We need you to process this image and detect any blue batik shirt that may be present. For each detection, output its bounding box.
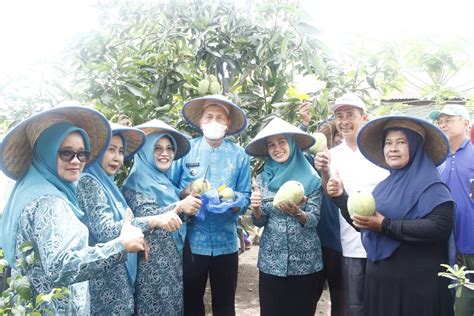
[437,139,474,254]
[171,136,251,256]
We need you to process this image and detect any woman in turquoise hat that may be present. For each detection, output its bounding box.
[246,117,324,316]
[122,119,202,315]
[76,123,183,315]
[0,107,146,315]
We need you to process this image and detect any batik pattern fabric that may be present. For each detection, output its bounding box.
[77,175,150,315]
[15,195,126,315]
[252,175,323,277]
[123,187,184,316]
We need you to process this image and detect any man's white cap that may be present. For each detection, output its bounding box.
[330,93,366,113]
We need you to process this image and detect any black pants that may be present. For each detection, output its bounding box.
[183,240,238,316]
[315,247,347,316]
[259,270,324,316]
[342,257,366,316]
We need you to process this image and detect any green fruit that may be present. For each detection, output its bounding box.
[347,191,376,216]
[191,178,211,194]
[219,187,235,201]
[309,132,328,155]
[273,180,305,208]
[197,79,210,95]
[209,81,221,94]
[209,75,218,82]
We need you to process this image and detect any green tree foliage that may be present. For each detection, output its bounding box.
[68,0,403,143]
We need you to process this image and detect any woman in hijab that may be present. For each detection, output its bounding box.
[245,117,324,316]
[0,107,146,315]
[76,123,183,315]
[122,119,202,315]
[327,116,455,316]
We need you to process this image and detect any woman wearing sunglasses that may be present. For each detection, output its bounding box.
[76,123,184,315]
[0,107,146,315]
[122,119,202,315]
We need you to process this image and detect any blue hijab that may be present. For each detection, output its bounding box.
[362,128,453,262]
[2,122,90,266]
[123,132,186,252]
[82,132,138,285]
[262,134,321,196]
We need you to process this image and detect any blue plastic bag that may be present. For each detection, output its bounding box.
[196,189,246,220]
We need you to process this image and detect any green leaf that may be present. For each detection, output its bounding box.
[19,241,34,253]
[123,83,146,99]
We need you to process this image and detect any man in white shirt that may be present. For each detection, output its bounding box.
[315,93,388,316]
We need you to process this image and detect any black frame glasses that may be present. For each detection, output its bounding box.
[57,149,90,163]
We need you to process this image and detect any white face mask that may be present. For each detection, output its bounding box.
[201,121,227,140]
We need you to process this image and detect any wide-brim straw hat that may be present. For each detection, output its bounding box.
[182,94,247,135]
[135,119,191,159]
[245,117,316,157]
[110,123,146,161]
[0,106,111,180]
[357,115,449,169]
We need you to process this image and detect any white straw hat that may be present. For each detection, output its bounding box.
[181,94,247,135]
[245,117,315,157]
[0,106,111,180]
[357,115,449,169]
[135,119,191,159]
[110,123,146,161]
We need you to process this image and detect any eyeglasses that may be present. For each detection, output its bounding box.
[58,149,90,163]
[154,146,175,155]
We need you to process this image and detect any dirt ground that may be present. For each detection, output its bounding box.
[204,245,332,315]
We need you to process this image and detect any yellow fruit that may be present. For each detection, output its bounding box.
[191,178,211,194]
[217,184,227,193]
[273,180,305,208]
[347,191,376,216]
[219,187,235,201]
[209,81,221,94]
[198,79,210,95]
[309,132,328,155]
[209,75,218,82]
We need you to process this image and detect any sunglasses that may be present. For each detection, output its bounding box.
[57,149,90,163]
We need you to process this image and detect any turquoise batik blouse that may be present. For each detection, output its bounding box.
[252,175,324,277]
[122,188,184,316]
[76,175,150,315]
[171,136,251,256]
[15,195,127,315]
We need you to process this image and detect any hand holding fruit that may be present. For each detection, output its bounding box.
[351,212,385,232]
[299,101,312,126]
[314,151,330,174]
[120,209,146,252]
[327,171,344,197]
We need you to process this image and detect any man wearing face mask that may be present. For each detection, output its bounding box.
[172,94,251,316]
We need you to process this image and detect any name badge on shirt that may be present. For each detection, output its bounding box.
[186,162,200,168]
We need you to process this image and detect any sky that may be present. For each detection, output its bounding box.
[0,0,473,75]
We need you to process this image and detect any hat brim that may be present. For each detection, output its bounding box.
[110,124,146,161]
[136,120,191,160]
[245,117,315,157]
[357,116,449,169]
[182,96,247,135]
[1,106,111,180]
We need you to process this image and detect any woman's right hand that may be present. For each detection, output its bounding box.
[176,192,202,216]
[120,209,146,253]
[251,178,262,212]
[154,211,183,232]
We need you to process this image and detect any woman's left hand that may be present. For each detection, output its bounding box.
[351,211,385,232]
[278,199,308,224]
